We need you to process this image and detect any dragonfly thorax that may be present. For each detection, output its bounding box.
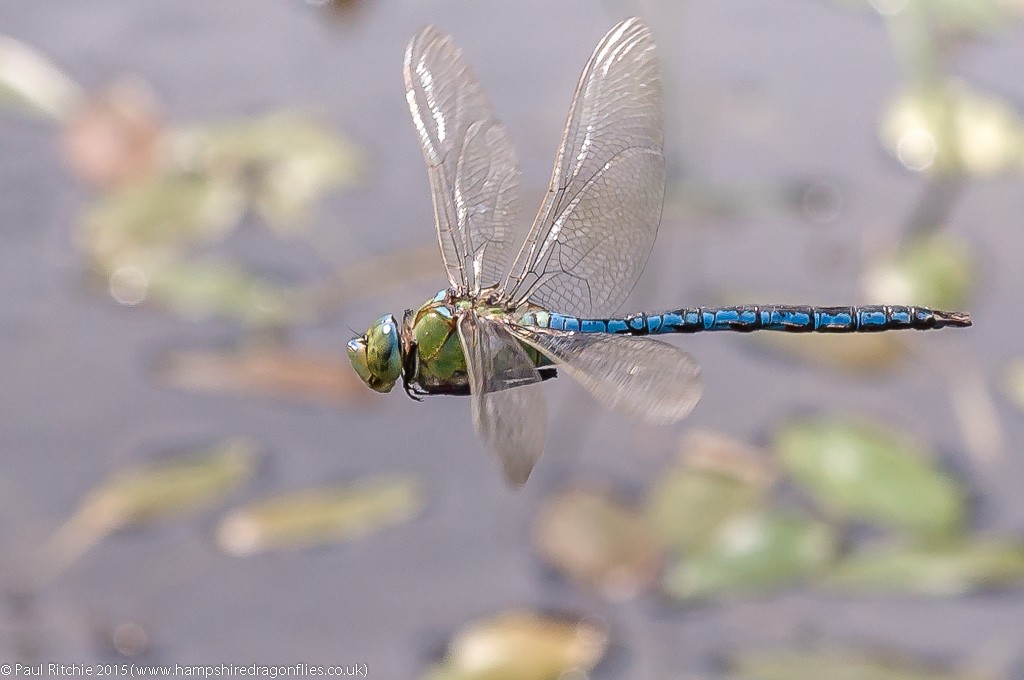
[347,289,549,398]
[346,291,475,396]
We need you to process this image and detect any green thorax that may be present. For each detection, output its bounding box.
[403,289,550,395]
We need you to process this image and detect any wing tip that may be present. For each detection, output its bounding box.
[618,16,650,30]
[404,25,455,78]
[502,462,533,487]
[410,24,444,44]
[609,16,653,43]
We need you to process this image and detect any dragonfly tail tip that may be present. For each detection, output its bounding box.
[935,310,972,328]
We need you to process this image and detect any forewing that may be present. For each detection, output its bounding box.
[505,18,664,317]
[457,313,547,486]
[405,26,521,293]
[511,327,701,425]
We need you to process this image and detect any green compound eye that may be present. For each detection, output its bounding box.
[347,314,401,393]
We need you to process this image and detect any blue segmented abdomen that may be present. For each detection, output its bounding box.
[518,305,972,334]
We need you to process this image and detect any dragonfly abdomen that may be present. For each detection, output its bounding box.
[521,305,971,334]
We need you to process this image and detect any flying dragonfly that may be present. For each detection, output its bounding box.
[347,18,972,485]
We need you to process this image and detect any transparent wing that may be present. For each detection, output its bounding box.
[405,26,521,294]
[457,313,547,486]
[511,327,701,425]
[504,18,664,317]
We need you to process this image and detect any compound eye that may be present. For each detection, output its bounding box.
[375,314,399,342]
[347,335,376,387]
[361,314,402,392]
[347,337,365,355]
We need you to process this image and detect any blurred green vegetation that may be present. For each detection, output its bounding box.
[421,611,607,680]
[36,440,258,586]
[533,417,1024,604]
[217,476,424,555]
[728,646,997,680]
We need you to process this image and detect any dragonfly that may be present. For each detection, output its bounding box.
[347,18,972,485]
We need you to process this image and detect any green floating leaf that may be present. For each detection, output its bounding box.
[81,439,257,529]
[663,511,837,601]
[820,540,1024,596]
[157,346,371,406]
[774,417,966,542]
[178,114,362,231]
[908,0,1019,35]
[863,233,976,312]
[425,611,607,680]
[144,260,300,326]
[833,0,1022,32]
[80,174,244,267]
[729,647,994,680]
[0,36,82,121]
[217,476,423,555]
[644,430,772,555]
[40,440,257,583]
[881,83,1024,176]
[532,488,662,601]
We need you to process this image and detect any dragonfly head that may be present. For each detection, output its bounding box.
[347,314,402,393]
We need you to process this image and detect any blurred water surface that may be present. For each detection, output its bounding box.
[2,0,1024,677]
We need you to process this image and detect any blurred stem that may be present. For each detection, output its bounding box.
[296,244,440,320]
[2,587,41,665]
[889,4,967,229]
[916,340,1005,464]
[903,176,966,241]
[888,3,945,89]
[33,498,119,589]
[0,37,82,122]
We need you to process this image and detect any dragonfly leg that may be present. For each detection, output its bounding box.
[401,375,425,401]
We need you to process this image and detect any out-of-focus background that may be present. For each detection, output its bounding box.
[2,0,1024,677]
